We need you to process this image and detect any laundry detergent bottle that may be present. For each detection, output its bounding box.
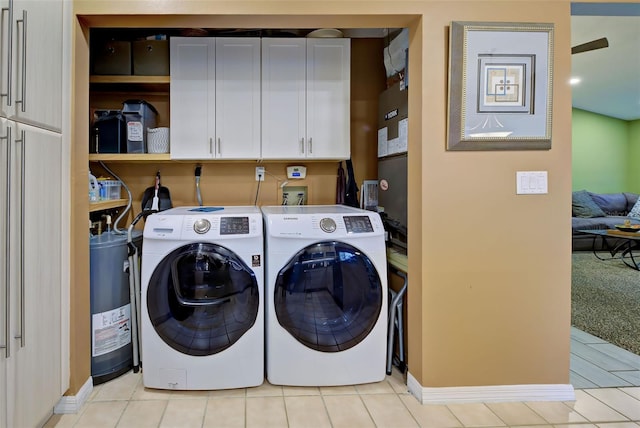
[89,172,99,202]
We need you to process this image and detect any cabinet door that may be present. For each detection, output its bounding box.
[0,119,10,428]
[261,38,306,159]
[170,37,216,159]
[3,121,63,428]
[215,38,261,159]
[1,0,63,132]
[306,39,351,159]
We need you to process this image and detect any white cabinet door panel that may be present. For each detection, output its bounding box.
[215,38,261,159]
[0,119,63,428]
[261,38,306,159]
[306,39,350,159]
[12,122,63,428]
[2,0,63,131]
[170,38,216,159]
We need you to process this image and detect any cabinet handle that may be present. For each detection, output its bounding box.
[1,126,11,358]
[217,138,221,155]
[209,137,213,154]
[300,138,304,154]
[308,137,313,154]
[14,9,26,112]
[14,129,24,347]
[0,0,13,106]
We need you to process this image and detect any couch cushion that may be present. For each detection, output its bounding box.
[589,192,628,215]
[572,215,640,232]
[572,216,610,231]
[625,192,640,212]
[572,190,606,218]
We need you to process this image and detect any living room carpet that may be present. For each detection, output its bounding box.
[572,251,640,356]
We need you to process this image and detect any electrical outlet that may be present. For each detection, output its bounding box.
[255,166,265,181]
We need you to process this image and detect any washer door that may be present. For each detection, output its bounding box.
[147,242,259,356]
[274,241,382,352]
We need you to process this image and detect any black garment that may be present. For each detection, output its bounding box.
[344,159,359,208]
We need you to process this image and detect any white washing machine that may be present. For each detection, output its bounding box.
[262,205,388,386]
[141,206,263,390]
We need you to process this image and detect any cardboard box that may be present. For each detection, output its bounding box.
[377,82,408,157]
[132,40,169,75]
[92,41,131,75]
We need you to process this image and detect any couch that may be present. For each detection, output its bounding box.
[572,190,640,251]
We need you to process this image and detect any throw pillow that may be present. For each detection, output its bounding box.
[589,192,627,215]
[628,198,640,218]
[572,190,606,218]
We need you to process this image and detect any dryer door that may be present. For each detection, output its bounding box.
[147,242,259,356]
[274,241,382,352]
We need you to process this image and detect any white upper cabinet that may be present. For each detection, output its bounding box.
[170,37,261,160]
[262,38,350,160]
[0,0,63,132]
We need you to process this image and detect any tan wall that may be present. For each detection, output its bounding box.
[71,0,574,394]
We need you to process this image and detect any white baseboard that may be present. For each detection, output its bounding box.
[407,371,575,404]
[54,377,93,414]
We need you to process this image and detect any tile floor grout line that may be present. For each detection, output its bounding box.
[581,388,636,423]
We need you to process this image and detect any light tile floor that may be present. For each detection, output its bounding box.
[46,328,640,428]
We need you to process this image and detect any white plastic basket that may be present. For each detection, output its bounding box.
[147,127,170,153]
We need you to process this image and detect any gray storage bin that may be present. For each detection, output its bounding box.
[122,100,158,153]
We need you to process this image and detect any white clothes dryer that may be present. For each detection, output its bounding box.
[141,206,263,390]
[262,205,388,386]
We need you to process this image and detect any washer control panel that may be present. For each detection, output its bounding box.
[144,208,262,240]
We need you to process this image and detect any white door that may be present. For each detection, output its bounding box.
[170,37,216,159]
[0,119,63,428]
[2,0,63,132]
[306,39,351,159]
[215,37,261,159]
[261,38,306,159]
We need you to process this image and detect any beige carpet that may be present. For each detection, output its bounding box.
[572,251,640,355]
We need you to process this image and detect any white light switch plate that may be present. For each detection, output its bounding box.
[516,171,548,194]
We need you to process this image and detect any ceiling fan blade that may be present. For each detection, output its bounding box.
[571,37,609,55]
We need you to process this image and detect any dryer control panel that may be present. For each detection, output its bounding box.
[266,213,384,239]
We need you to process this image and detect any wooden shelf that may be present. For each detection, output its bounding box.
[89,199,128,212]
[90,75,170,84]
[90,75,170,92]
[89,153,171,162]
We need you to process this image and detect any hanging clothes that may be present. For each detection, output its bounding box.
[344,159,359,208]
[336,162,346,204]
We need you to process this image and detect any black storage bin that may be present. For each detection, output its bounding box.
[92,110,127,154]
[92,41,132,75]
[132,40,169,75]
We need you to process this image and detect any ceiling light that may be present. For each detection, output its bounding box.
[570,77,582,85]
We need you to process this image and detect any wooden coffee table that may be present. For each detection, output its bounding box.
[577,229,640,270]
